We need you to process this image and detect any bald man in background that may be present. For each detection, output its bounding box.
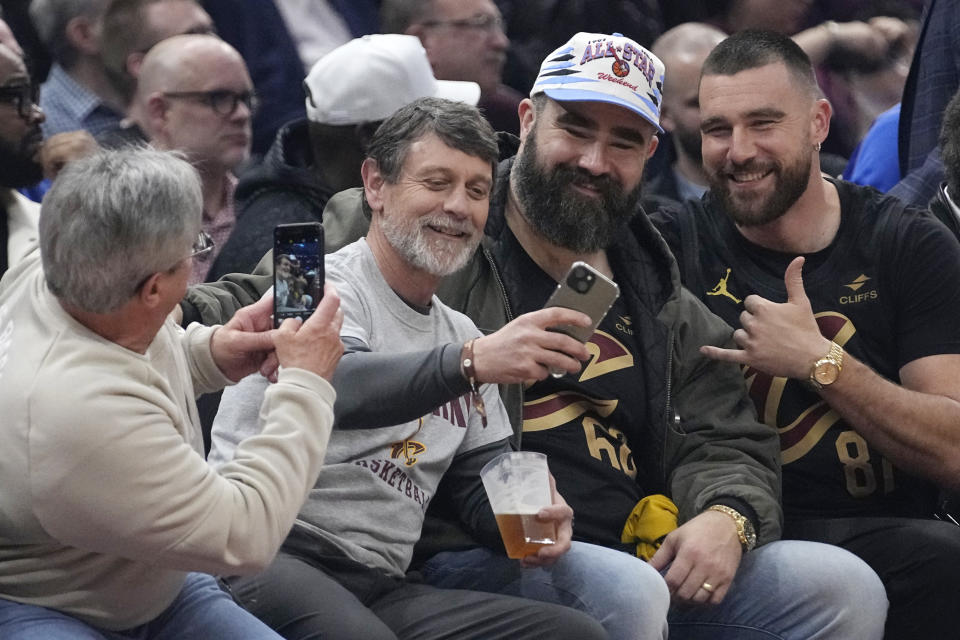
[646,23,727,207]
[129,34,253,284]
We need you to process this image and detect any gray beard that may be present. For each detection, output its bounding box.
[379,211,480,277]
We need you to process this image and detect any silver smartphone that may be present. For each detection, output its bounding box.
[544,261,620,343]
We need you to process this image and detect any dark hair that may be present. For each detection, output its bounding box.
[366,96,499,184]
[941,89,960,196]
[701,29,820,97]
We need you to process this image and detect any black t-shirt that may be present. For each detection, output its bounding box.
[651,180,960,519]
[492,228,647,547]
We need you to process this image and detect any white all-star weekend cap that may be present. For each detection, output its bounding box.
[531,32,665,132]
[304,34,482,125]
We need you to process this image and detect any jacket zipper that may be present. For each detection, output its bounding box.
[483,245,515,322]
[663,329,677,488]
[482,244,522,444]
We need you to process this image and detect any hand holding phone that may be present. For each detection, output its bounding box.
[274,222,324,329]
[543,261,620,376]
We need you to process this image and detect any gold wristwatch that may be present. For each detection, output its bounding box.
[707,505,757,552]
[809,341,844,390]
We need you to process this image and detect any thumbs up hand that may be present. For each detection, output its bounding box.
[700,257,832,380]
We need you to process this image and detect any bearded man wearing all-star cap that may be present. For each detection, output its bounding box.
[183,32,889,639]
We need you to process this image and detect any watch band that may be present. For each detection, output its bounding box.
[707,504,756,552]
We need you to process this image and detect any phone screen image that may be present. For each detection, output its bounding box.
[274,223,324,328]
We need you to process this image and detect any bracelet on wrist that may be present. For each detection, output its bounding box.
[461,339,487,427]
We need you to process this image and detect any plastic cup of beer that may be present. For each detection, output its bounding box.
[480,451,557,559]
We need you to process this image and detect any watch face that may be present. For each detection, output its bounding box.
[814,362,840,385]
[742,518,757,550]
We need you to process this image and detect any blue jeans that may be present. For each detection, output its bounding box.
[785,516,960,639]
[0,573,281,640]
[421,540,888,640]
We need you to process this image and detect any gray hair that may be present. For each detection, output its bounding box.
[39,147,202,313]
[379,0,433,34]
[29,0,109,68]
[366,96,498,185]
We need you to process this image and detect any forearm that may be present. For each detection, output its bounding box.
[332,339,470,428]
[182,321,232,395]
[821,354,960,490]
[33,368,336,575]
[181,272,272,326]
[443,438,512,550]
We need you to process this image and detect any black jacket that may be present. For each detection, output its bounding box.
[207,119,335,280]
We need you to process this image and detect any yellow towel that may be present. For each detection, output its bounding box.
[620,494,679,561]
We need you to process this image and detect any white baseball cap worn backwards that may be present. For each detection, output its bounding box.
[305,34,481,125]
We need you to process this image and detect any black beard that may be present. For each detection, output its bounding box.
[511,134,642,253]
[0,125,43,188]
[708,151,811,228]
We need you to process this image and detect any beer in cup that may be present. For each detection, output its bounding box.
[480,451,557,558]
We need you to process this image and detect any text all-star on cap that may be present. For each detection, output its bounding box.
[304,33,481,125]
[531,32,665,133]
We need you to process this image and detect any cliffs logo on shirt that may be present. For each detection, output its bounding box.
[706,268,742,304]
[839,273,877,305]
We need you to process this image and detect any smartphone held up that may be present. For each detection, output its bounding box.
[544,261,620,377]
[273,222,324,329]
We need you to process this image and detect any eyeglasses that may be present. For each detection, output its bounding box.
[0,83,40,119]
[162,89,259,117]
[134,231,216,292]
[419,13,505,33]
[190,230,215,259]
